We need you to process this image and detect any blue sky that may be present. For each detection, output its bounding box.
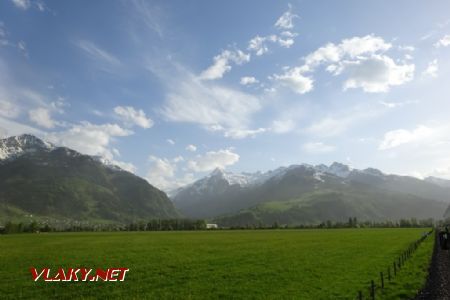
[1,0,450,190]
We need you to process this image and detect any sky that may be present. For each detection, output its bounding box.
[1,0,450,191]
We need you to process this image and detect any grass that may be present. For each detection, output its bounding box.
[378,232,433,299]
[0,228,433,299]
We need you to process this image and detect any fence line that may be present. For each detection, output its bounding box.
[355,229,433,300]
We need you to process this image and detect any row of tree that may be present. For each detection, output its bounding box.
[0,219,208,234]
[0,217,437,234]
[225,217,436,230]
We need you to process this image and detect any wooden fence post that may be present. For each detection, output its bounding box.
[380,272,384,289]
[371,280,375,300]
[393,261,396,276]
[387,267,391,281]
[358,290,363,300]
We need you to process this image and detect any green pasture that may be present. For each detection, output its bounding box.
[0,228,433,299]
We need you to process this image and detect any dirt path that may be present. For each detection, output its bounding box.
[415,232,450,300]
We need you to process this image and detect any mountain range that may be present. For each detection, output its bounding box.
[2,134,450,227]
[0,134,179,223]
[171,162,450,226]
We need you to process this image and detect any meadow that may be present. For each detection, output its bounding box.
[0,228,433,299]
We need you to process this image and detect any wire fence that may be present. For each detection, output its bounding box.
[354,229,434,300]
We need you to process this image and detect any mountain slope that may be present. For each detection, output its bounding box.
[0,134,179,223]
[172,163,449,224]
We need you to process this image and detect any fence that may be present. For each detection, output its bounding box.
[355,229,433,300]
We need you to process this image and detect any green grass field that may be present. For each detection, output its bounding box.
[0,228,433,299]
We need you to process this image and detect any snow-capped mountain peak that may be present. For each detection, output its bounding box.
[0,134,128,172]
[0,134,54,160]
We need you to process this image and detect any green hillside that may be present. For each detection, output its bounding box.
[215,189,446,227]
[0,136,179,224]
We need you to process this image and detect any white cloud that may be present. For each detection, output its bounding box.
[273,67,313,94]
[112,160,137,173]
[129,0,164,37]
[46,122,133,160]
[173,155,184,163]
[28,108,56,129]
[434,35,450,48]
[337,55,415,93]
[305,106,381,137]
[199,49,250,80]
[248,35,277,56]
[307,117,349,137]
[276,35,410,94]
[339,35,392,58]
[398,45,415,52]
[304,35,391,69]
[17,40,28,57]
[166,138,175,145]
[0,99,20,118]
[271,119,295,134]
[147,155,175,179]
[280,31,297,38]
[422,59,438,78]
[146,155,194,191]
[378,125,436,150]
[10,0,47,11]
[248,34,294,56]
[35,0,47,12]
[426,166,450,180]
[0,23,10,47]
[303,142,335,154]
[0,116,44,137]
[404,54,413,60]
[278,38,294,48]
[240,76,259,85]
[186,144,197,152]
[11,0,31,10]
[114,106,153,129]
[187,148,239,172]
[379,100,418,108]
[75,40,121,66]
[274,5,298,30]
[223,127,266,139]
[161,74,261,138]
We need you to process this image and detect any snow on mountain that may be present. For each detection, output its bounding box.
[326,162,352,177]
[0,134,126,172]
[92,156,123,171]
[172,162,395,198]
[0,134,54,160]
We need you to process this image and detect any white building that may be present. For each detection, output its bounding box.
[206,223,218,229]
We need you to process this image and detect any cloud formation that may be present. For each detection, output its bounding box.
[161,74,261,139]
[240,76,259,85]
[274,4,298,30]
[11,0,31,10]
[28,108,56,128]
[379,125,436,150]
[248,34,294,56]
[422,59,438,78]
[434,35,450,48]
[46,122,132,160]
[199,49,250,80]
[274,35,414,94]
[75,40,121,67]
[187,148,239,172]
[114,106,154,129]
[146,155,194,191]
[185,144,197,152]
[273,67,313,94]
